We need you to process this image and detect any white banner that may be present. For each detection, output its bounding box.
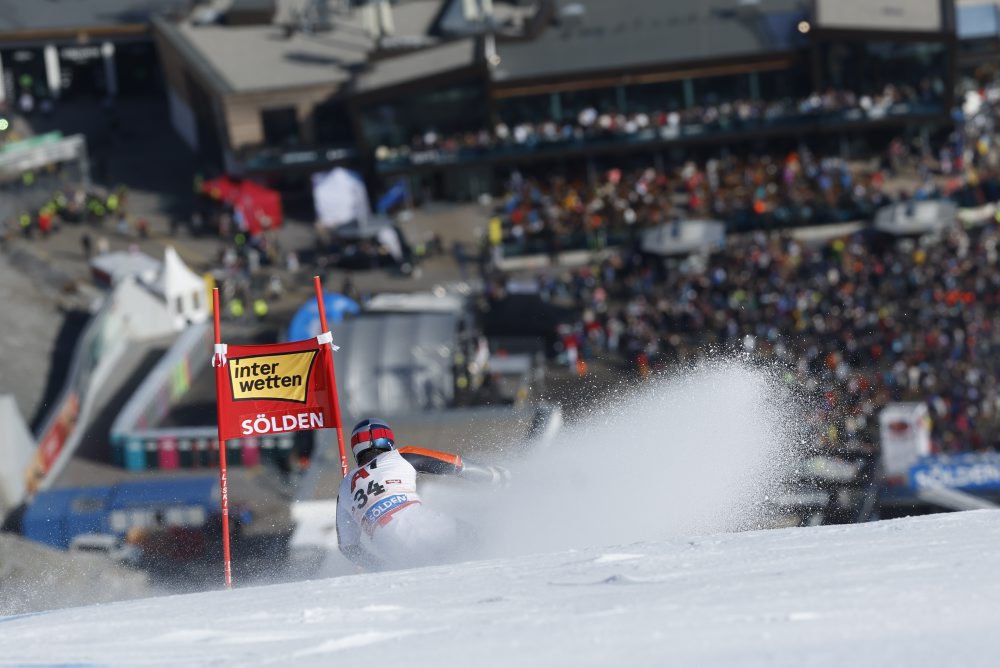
[879,402,932,477]
[312,167,371,229]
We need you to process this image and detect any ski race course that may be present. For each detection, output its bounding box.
[2,510,999,666]
[5,360,999,665]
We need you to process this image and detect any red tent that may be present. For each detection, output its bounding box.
[201,177,283,237]
[202,175,240,202]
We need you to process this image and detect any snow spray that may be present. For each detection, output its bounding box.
[452,355,808,558]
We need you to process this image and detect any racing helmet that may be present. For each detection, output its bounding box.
[350,417,395,461]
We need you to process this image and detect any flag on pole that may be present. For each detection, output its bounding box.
[211,278,347,588]
[214,337,339,441]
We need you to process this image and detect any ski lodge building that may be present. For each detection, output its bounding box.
[151,0,958,199]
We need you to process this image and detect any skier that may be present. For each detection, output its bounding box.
[336,417,509,570]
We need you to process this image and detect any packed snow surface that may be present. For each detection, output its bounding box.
[3,510,1000,667]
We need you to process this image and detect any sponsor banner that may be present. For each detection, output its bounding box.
[362,494,416,535]
[910,453,1000,491]
[27,391,81,490]
[171,357,191,401]
[216,338,336,441]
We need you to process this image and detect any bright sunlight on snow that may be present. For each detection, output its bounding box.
[2,511,999,667]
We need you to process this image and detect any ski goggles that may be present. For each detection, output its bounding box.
[367,437,394,451]
[351,426,395,454]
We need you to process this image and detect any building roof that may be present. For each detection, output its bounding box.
[90,250,161,286]
[435,0,540,37]
[158,1,473,95]
[387,0,444,37]
[491,0,808,84]
[163,18,373,93]
[354,37,478,93]
[0,0,186,34]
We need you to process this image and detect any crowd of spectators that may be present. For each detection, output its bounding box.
[475,78,1000,456]
[484,74,1000,258]
[488,150,901,257]
[376,84,936,164]
[0,179,142,249]
[510,216,1000,456]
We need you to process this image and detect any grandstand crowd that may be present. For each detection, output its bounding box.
[376,83,940,164]
[491,150,898,257]
[471,76,1000,456]
[479,71,1000,253]
[510,215,1000,455]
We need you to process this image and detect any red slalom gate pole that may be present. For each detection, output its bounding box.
[314,276,349,477]
[211,288,234,588]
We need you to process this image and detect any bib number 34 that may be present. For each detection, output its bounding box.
[353,480,387,509]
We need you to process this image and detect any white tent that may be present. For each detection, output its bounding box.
[873,200,957,237]
[312,167,371,229]
[641,219,726,256]
[146,247,209,331]
[90,250,161,288]
[0,395,34,514]
[106,276,176,341]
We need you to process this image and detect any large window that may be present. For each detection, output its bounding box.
[757,66,809,101]
[497,93,552,126]
[821,40,948,105]
[693,74,754,107]
[360,83,486,147]
[261,107,300,147]
[314,101,353,145]
[624,80,686,114]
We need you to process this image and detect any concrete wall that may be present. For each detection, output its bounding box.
[222,84,341,149]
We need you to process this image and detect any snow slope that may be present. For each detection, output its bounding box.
[295,358,806,579]
[3,510,1000,667]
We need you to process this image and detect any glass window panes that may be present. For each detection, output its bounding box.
[261,107,300,146]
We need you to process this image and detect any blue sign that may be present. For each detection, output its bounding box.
[909,453,1000,491]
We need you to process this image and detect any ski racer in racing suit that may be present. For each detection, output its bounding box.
[336,417,509,570]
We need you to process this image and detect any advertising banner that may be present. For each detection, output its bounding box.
[215,338,336,441]
[28,391,80,491]
[910,453,1000,491]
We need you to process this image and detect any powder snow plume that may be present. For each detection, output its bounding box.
[445,355,808,558]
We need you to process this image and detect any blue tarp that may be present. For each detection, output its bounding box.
[23,486,115,549]
[376,181,409,214]
[22,478,223,550]
[110,477,217,509]
[286,292,361,342]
